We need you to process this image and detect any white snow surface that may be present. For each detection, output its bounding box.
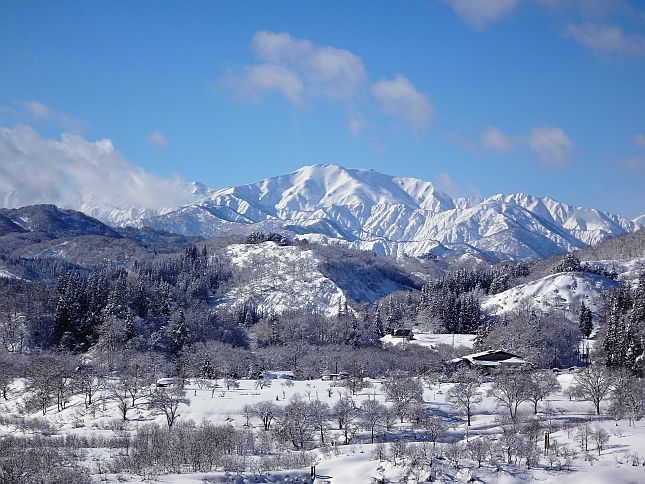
[382,332,477,350]
[0,268,19,279]
[105,164,638,261]
[482,271,621,318]
[585,257,645,284]
[3,374,645,483]
[220,242,345,316]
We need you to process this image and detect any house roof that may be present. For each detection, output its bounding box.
[451,350,527,367]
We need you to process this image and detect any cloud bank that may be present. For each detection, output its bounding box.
[0,125,193,217]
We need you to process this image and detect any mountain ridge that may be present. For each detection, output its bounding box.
[130,164,639,260]
[2,164,640,261]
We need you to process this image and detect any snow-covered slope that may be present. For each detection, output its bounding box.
[0,268,19,279]
[139,164,639,261]
[635,214,645,228]
[220,242,346,316]
[482,271,621,319]
[217,241,419,316]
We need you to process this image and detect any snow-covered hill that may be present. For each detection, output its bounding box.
[216,241,420,316]
[137,164,638,261]
[482,271,621,319]
[219,242,345,316]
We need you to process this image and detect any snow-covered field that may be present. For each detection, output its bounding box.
[382,332,477,350]
[2,371,645,483]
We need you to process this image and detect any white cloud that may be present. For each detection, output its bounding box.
[433,172,481,199]
[22,100,50,119]
[537,0,636,18]
[0,125,193,215]
[480,126,513,152]
[443,131,478,151]
[527,126,573,166]
[441,0,518,29]
[566,23,645,56]
[347,115,365,137]
[224,32,437,136]
[228,63,305,106]
[634,132,645,149]
[226,31,366,106]
[372,75,434,135]
[253,31,366,101]
[17,100,84,132]
[148,131,168,149]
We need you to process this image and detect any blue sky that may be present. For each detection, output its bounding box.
[1,0,644,216]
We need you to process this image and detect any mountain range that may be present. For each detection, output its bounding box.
[94,164,639,261]
[4,164,643,261]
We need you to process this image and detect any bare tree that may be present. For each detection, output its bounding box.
[446,369,482,426]
[575,420,591,452]
[573,365,612,415]
[224,378,239,390]
[25,352,74,415]
[148,387,190,430]
[109,383,130,421]
[591,427,609,455]
[255,379,272,390]
[525,371,561,414]
[308,400,330,444]
[419,415,449,449]
[381,376,424,423]
[333,396,358,445]
[609,371,645,426]
[275,395,314,449]
[0,353,19,400]
[74,364,105,408]
[359,399,387,443]
[466,438,490,468]
[340,375,372,396]
[252,400,281,431]
[488,371,530,421]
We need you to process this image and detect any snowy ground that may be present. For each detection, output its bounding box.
[2,370,645,483]
[382,332,477,350]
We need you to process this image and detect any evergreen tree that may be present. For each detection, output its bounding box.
[168,310,188,356]
[579,302,593,338]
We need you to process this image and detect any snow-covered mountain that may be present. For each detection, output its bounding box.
[126,164,638,261]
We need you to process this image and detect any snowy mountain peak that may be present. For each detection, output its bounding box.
[203,163,455,214]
